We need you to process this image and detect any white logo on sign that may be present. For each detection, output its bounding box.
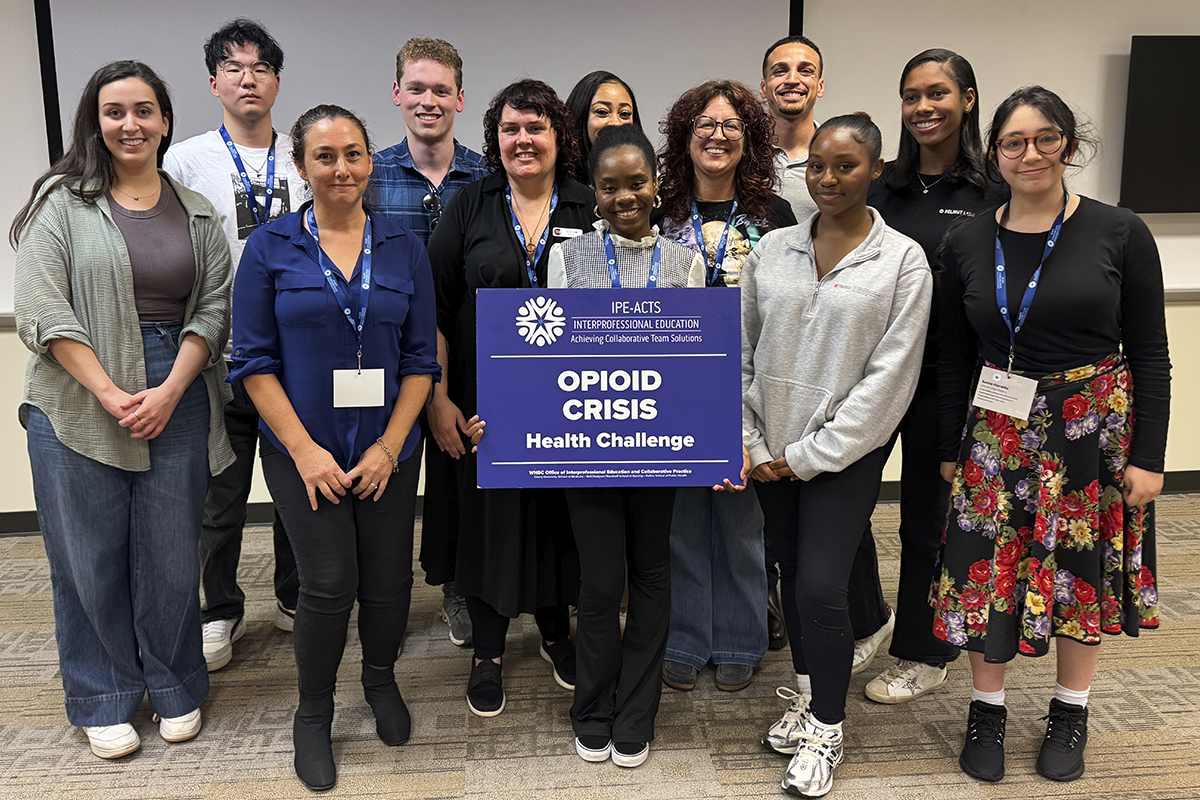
[515,297,565,347]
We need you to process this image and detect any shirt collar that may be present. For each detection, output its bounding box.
[592,218,660,248]
[390,138,475,176]
[280,200,406,248]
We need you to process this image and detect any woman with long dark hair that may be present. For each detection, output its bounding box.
[12,60,234,759]
[428,79,592,719]
[932,86,1169,784]
[861,48,1006,706]
[564,71,642,185]
[655,80,796,695]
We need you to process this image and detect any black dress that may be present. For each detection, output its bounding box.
[428,173,594,617]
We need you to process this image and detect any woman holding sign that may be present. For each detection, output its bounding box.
[231,105,439,791]
[654,79,796,695]
[743,113,931,798]
[547,124,702,766]
[931,86,1170,784]
[428,79,594,719]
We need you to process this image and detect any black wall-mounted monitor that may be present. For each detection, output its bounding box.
[1120,36,1200,214]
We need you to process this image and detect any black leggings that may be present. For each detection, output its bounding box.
[261,437,420,702]
[759,445,890,725]
[466,596,571,661]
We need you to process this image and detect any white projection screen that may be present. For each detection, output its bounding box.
[50,0,791,157]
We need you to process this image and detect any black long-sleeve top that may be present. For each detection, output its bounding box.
[937,196,1170,471]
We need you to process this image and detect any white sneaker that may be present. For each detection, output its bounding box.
[202,617,245,672]
[865,659,948,704]
[781,715,843,798]
[83,723,140,759]
[764,687,811,754]
[274,601,295,632]
[154,708,202,742]
[851,610,894,675]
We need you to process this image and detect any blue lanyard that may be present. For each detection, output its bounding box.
[505,184,559,288]
[691,197,737,286]
[220,125,276,228]
[307,206,373,371]
[994,191,1068,372]
[603,232,661,289]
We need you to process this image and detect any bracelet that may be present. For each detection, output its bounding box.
[375,437,400,473]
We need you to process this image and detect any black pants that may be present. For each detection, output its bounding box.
[200,377,298,621]
[887,368,960,665]
[760,445,890,725]
[566,486,673,744]
[261,437,420,701]
[466,597,571,661]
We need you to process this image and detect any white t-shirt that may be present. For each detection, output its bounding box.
[164,129,309,272]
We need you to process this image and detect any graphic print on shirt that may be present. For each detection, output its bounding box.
[232,174,293,240]
[660,214,754,286]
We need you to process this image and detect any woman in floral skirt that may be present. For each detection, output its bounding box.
[932,86,1170,785]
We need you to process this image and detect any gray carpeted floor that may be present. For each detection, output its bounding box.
[2,496,1198,799]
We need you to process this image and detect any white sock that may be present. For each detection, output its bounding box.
[796,673,812,698]
[805,715,843,736]
[971,687,1006,706]
[1054,683,1090,707]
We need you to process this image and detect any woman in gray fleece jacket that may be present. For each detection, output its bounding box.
[742,114,931,798]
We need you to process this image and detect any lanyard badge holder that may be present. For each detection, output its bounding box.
[691,197,737,287]
[307,207,385,408]
[221,125,276,228]
[971,192,1068,421]
[603,232,661,289]
[506,184,560,289]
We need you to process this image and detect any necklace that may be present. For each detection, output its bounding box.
[513,191,552,259]
[112,181,162,202]
[917,173,945,194]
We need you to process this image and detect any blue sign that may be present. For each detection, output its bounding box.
[475,288,743,488]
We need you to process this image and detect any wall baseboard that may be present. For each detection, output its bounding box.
[3,474,1199,536]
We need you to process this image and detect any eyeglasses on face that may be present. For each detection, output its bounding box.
[219,61,277,82]
[692,115,746,141]
[995,130,1065,159]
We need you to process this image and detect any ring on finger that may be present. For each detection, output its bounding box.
[369,482,379,490]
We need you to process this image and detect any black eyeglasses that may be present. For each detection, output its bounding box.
[423,188,441,230]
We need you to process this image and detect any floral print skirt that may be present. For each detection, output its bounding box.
[930,355,1158,662]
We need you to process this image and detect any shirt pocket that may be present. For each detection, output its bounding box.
[275,272,332,328]
[371,271,415,326]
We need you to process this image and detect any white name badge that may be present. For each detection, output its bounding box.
[333,369,385,408]
[552,226,583,238]
[972,366,1037,421]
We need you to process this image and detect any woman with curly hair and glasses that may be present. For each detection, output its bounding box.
[655,80,796,695]
[428,78,593,718]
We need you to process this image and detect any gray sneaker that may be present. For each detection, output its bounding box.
[441,590,473,647]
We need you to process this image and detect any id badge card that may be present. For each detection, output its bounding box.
[972,366,1037,421]
[333,369,385,408]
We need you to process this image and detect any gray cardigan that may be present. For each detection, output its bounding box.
[15,172,235,475]
[741,208,931,480]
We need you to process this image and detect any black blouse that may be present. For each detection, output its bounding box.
[937,196,1171,471]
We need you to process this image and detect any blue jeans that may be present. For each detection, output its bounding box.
[28,323,210,726]
[666,485,768,668]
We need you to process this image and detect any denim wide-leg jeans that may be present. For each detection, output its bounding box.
[27,323,210,727]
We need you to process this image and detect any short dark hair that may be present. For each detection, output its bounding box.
[588,123,656,184]
[565,71,643,185]
[985,85,1097,182]
[289,104,373,168]
[482,79,581,183]
[812,112,882,162]
[11,61,174,246]
[761,35,823,78]
[204,18,284,77]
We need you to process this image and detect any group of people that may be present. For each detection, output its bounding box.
[11,17,1169,799]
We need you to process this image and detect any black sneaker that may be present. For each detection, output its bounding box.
[467,660,505,717]
[575,734,611,762]
[540,639,576,690]
[612,740,649,768]
[959,701,1006,782]
[1036,698,1088,781]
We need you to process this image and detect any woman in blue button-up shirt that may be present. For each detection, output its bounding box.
[230,104,440,792]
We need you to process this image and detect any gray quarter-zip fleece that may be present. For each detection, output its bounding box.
[741,207,931,480]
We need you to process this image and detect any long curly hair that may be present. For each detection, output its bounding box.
[657,80,778,224]
[482,79,580,184]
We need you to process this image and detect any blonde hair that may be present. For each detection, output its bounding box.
[396,37,463,90]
